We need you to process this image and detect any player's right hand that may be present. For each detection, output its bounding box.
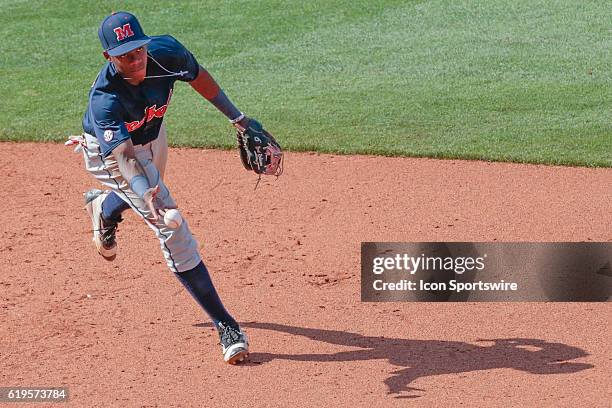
[143,185,177,221]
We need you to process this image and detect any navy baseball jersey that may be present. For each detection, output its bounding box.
[83,35,199,157]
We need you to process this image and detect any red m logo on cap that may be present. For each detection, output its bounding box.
[113,24,134,41]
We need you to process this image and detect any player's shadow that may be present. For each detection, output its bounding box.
[236,322,592,398]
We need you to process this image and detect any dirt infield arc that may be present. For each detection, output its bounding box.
[1,142,610,407]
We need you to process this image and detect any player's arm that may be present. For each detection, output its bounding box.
[90,95,169,220]
[189,65,250,131]
[113,139,165,220]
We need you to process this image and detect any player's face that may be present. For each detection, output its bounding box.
[111,46,148,84]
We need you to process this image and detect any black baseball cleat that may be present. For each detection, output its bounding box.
[218,322,249,364]
[84,189,120,261]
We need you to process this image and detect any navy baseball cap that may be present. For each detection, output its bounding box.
[98,11,151,57]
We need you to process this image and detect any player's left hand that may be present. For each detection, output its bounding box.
[232,115,251,133]
[235,117,283,176]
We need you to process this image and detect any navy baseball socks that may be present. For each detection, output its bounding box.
[100,193,249,362]
[174,261,249,364]
[174,261,237,327]
[102,191,130,222]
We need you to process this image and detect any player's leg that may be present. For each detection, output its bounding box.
[81,189,128,260]
[131,142,249,363]
[81,189,120,260]
[101,192,130,222]
[82,132,248,363]
[85,123,169,258]
[81,136,126,259]
[174,261,249,364]
[145,124,249,363]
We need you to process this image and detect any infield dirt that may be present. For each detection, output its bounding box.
[1,142,610,407]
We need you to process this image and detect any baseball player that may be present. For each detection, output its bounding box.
[72,11,279,364]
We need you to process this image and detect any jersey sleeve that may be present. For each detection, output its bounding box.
[159,35,200,82]
[89,91,132,158]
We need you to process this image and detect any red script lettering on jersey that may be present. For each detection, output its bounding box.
[126,90,173,133]
[113,24,135,41]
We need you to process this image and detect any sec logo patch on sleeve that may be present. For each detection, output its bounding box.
[104,129,114,142]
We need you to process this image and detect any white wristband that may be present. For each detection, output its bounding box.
[230,113,245,125]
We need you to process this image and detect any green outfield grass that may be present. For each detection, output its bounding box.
[1,0,610,166]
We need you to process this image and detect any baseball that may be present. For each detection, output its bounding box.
[163,209,183,229]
